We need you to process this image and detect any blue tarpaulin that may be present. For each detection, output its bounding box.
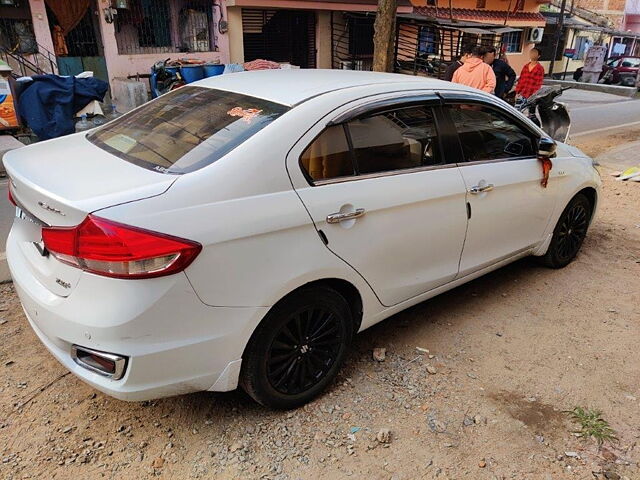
[17,74,108,140]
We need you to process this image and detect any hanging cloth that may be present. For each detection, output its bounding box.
[45,0,90,35]
[52,25,68,56]
[539,156,552,188]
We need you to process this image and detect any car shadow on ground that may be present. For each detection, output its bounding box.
[166,255,548,417]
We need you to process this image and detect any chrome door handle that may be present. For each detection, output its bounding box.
[326,208,366,224]
[469,184,494,194]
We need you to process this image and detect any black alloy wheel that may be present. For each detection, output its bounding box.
[266,307,343,395]
[555,202,589,263]
[240,286,352,409]
[542,193,592,268]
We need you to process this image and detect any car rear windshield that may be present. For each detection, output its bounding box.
[87,87,289,174]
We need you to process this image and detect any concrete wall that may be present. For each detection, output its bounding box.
[29,0,55,54]
[539,28,604,76]
[575,0,625,28]
[316,10,332,69]
[95,0,229,89]
[227,6,244,63]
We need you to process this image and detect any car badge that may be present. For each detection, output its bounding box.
[38,202,66,216]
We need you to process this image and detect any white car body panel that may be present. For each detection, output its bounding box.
[2,70,601,400]
[456,157,558,276]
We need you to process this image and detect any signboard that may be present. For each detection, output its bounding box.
[583,45,607,73]
[563,48,576,59]
[0,77,19,129]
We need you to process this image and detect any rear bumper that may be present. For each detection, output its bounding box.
[7,228,269,401]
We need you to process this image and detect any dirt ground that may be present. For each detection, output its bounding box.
[0,134,639,480]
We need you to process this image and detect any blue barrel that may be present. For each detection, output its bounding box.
[203,63,225,77]
[180,64,205,83]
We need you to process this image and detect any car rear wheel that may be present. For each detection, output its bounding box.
[240,286,352,409]
[541,193,592,268]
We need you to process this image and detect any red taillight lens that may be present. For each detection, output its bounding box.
[8,184,16,206]
[42,215,201,279]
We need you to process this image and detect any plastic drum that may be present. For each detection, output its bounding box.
[203,64,225,77]
[180,64,205,83]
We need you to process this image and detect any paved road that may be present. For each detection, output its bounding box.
[0,179,11,253]
[561,89,640,136]
[0,90,639,259]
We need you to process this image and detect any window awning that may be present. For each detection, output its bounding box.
[226,0,413,13]
[398,13,522,33]
[412,6,545,26]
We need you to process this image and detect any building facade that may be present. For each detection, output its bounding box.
[575,0,626,29]
[624,0,640,32]
[1,0,550,94]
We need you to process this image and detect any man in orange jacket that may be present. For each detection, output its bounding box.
[452,46,496,94]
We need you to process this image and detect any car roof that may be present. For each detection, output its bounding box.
[193,69,473,106]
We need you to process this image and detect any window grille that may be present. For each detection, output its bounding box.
[502,31,523,53]
[242,9,316,68]
[0,18,37,54]
[115,0,216,55]
[331,12,375,70]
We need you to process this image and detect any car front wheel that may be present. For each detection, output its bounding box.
[542,193,592,268]
[240,286,352,409]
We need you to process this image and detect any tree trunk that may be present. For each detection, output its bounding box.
[372,0,397,72]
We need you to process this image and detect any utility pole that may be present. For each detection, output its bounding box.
[372,0,397,72]
[549,0,567,77]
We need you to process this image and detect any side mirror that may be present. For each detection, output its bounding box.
[538,137,556,157]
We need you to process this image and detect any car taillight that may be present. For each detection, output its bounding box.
[8,184,16,206]
[41,215,201,279]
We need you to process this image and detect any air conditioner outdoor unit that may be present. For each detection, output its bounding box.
[529,27,544,43]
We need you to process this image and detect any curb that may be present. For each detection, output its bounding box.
[544,79,637,98]
[0,252,10,284]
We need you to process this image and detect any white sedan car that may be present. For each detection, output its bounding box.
[4,70,600,408]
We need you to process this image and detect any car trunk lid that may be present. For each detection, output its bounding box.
[4,134,176,297]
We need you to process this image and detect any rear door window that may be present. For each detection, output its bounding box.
[88,87,289,174]
[300,125,355,182]
[299,104,443,184]
[349,106,442,174]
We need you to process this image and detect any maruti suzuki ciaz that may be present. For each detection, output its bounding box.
[4,70,601,408]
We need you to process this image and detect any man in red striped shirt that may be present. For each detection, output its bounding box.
[516,47,545,100]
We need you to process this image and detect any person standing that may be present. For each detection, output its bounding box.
[483,46,516,99]
[452,46,496,94]
[516,47,545,102]
[444,47,472,81]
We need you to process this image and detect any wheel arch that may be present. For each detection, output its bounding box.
[576,186,597,221]
[240,278,364,358]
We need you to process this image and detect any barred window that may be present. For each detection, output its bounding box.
[0,18,37,55]
[115,0,216,55]
[502,31,522,54]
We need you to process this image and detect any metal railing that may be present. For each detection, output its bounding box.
[0,43,58,77]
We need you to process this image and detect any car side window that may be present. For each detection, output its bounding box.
[300,125,355,182]
[446,103,536,162]
[347,106,442,175]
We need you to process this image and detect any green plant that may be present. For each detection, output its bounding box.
[566,407,618,447]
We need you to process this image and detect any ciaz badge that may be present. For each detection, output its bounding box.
[38,202,66,216]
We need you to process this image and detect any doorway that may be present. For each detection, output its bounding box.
[242,9,316,68]
[47,0,109,85]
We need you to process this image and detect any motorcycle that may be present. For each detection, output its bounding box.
[149,59,185,98]
[516,85,571,143]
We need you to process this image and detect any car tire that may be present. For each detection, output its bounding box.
[622,76,636,87]
[541,193,592,269]
[240,286,353,409]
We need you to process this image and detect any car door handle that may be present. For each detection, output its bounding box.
[469,184,494,194]
[326,208,366,224]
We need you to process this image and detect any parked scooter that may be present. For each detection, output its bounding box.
[150,59,184,98]
[516,85,571,143]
